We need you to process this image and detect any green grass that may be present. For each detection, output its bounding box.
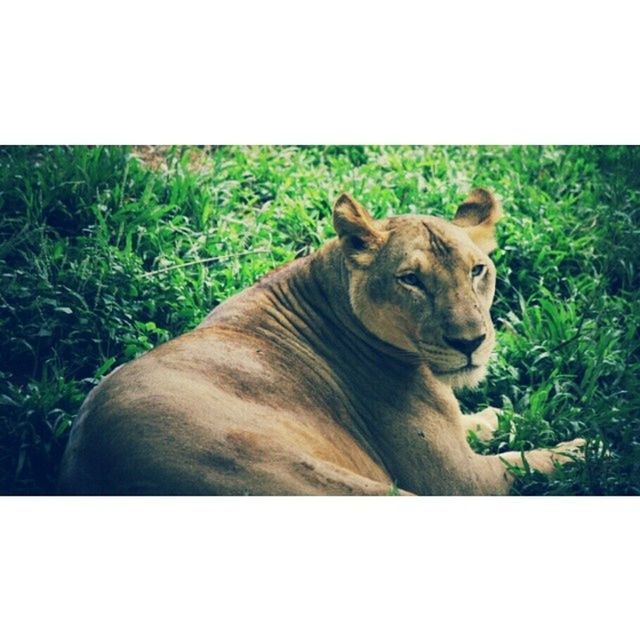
[1,145,639,495]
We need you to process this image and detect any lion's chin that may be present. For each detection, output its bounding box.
[432,363,488,390]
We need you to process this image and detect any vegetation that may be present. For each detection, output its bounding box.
[1,145,638,495]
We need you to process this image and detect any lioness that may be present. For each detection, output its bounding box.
[59,189,584,495]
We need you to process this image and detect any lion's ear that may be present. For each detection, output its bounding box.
[453,188,503,253]
[333,193,386,267]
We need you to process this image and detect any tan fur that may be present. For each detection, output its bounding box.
[59,190,584,495]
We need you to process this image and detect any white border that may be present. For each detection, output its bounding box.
[1,2,639,143]
[2,498,638,639]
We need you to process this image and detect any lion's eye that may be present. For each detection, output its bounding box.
[398,273,421,288]
[471,264,486,278]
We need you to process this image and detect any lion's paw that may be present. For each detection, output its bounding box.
[465,407,502,442]
[550,437,586,463]
[477,407,501,430]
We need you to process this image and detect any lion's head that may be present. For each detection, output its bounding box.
[333,189,502,389]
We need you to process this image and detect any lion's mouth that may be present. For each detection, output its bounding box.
[434,363,481,375]
[418,341,489,376]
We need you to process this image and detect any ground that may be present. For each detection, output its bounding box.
[1,145,638,494]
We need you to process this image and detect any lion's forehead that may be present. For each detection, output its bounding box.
[380,215,475,268]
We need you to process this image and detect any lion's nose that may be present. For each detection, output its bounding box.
[443,334,486,356]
